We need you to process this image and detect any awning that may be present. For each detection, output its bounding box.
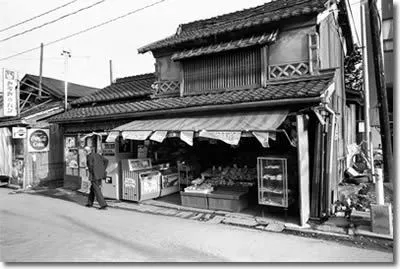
[114,110,288,132]
[113,110,289,146]
[171,30,278,61]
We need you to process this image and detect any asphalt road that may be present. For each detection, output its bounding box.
[0,188,393,262]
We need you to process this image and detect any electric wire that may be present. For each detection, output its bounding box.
[0,0,107,43]
[0,0,79,33]
[0,0,168,62]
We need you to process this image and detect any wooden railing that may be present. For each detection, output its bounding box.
[151,80,180,96]
[268,62,310,80]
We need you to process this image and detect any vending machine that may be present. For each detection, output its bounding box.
[101,137,135,199]
[120,158,161,202]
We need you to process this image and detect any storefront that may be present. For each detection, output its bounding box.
[93,108,312,225]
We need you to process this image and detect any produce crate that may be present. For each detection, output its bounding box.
[180,191,208,209]
[207,190,248,212]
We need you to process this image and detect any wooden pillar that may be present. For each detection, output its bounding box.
[297,114,310,226]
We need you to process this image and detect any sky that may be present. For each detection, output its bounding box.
[0,0,397,89]
[0,0,270,88]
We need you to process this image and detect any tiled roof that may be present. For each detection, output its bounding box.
[22,74,99,98]
[0,101,64,127]
[72,73,155,105]
[138,0,326,53]
[171,31,278,61]
[49,72,334,123]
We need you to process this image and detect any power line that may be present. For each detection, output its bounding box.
[0,0,168,62]
[0,0,107,43]
[0,0,79,33]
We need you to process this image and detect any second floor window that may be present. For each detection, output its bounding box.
[182,47,261,94]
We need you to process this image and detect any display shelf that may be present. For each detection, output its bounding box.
[257,157,289,208]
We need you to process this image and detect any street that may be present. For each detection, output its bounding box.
[0,188,393,262]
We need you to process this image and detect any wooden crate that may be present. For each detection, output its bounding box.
[207,190,248,212]
[180,191,208,209]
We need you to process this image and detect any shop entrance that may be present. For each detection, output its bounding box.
[134,131,300,222]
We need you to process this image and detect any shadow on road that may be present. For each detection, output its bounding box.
[57,214,227,262]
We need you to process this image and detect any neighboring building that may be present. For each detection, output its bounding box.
[50,0,355,225]
[0,74,99,188]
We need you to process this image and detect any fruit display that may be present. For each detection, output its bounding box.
[184,183,214,194]
[200,164,257,187]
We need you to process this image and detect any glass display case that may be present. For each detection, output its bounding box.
[257,157,288,207]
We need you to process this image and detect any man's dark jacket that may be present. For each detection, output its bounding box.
[87,152,109,181]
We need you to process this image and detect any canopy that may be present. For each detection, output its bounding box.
[113,110,288,132]
[110,110,289,147]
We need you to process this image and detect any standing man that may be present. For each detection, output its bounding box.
[84,146,108,210]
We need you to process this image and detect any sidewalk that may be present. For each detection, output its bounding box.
[9,186,393,243]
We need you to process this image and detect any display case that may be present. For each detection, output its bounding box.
[177,161,194,188]
[121,158,161,202]
[257,157,289,208]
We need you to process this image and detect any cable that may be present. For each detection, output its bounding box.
[0,0,107,43]
[0,0,79,33]
[0,0,168,62]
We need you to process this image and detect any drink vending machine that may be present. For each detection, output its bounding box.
[120,158,161,202]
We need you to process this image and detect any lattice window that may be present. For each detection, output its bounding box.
[151,80,180,96]
[268,62,310,79]
[183,47,261,94]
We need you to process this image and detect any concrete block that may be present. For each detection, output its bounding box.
[370,203,393,236]
[264,223,285,232]
[222,217,258,227]
[207,215,225,224]
[176,211,194,218]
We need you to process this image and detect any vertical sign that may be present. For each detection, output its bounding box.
[2,69,18,117]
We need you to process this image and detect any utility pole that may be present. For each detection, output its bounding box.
[368,0,393,183]
[109,59,114,84]
[61,49,71,110]
[360,4,374,181]
[39,43,44,99]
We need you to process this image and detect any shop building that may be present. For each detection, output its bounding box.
[0,74,98,188]
[49,0,356,226]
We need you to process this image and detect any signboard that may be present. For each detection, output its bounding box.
[27,128,50,152]
[2,69,19,117]
[12,127,27,139]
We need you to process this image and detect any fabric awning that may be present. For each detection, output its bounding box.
[114,110,289,132]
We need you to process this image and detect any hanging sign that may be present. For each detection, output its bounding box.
[180,131,194,146]
[12,127,27,139]
[199,130,241,145]
[106,131,119,142]
[150,131,167,143]
[122,131,152,141]
[252,132,271,148]
[2,69,19,117]
[27,128,50,152]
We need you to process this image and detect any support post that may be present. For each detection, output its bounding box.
[39,43,44,99]
[297,114,310,226]
[109,59,113,84]
[61,49,71,111]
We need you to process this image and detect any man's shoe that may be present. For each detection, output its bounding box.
[98,205,108,210]
[85,204,93,207]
